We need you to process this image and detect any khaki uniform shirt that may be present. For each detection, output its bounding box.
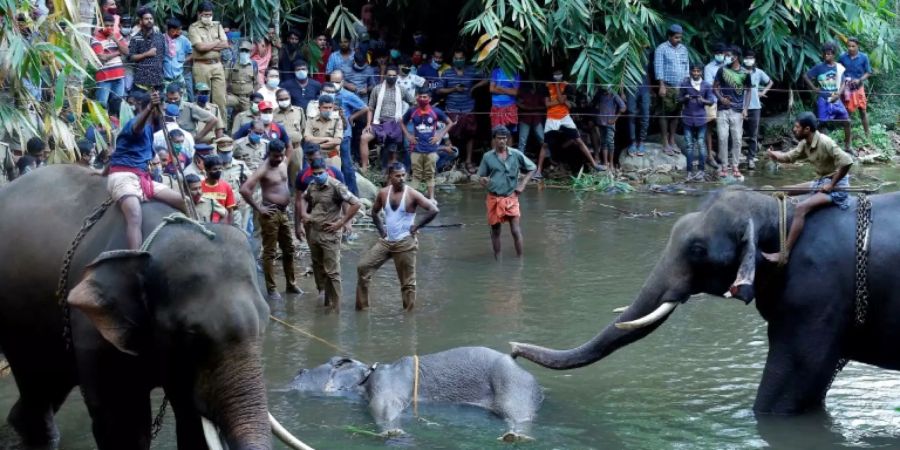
[275,106,306,147]
[228,61,259,96]
[231,110,258,136]
[303,176,359,233]
[188,21,227,61]
[222,160,249,205]
[195,196,229,223]
[233,136,269,171]
[776,132,853,178]
[177,102,219,134]
[197,102,225,142]
[303,115,344,155]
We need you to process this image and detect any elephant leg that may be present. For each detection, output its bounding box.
[78,350,152,450]
[169,394,207,449]
[4,346,73,446]
[754,320,846,415]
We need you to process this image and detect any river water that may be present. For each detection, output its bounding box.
[2,166,900,449]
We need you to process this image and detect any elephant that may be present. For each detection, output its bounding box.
[288,346,543,440]
[0,165,309,449]
[511,186,900,416]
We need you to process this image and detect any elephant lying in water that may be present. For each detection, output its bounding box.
[512,187,900,415]
[289,346,543,441]
[0,165,308,449]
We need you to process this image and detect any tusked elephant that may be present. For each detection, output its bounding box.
[0,165,309,449]
[511,186,900,415]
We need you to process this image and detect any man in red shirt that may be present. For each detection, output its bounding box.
[200,154,237,224]
[91,14,128,115]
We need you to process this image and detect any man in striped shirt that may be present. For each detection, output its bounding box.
[92,14,128,115]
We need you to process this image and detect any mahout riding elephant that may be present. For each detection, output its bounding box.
[0,165,308,449]
[511,186,900,415]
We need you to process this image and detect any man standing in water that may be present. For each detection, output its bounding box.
[296,158,361,308]
[355,163,439,312]
[477,126,536,259]
[762,112,853,264]
[240,139,301,300]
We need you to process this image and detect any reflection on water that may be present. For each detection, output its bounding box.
[3,167,900,449]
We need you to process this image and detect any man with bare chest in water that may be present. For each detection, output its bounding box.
[240,138,301,300]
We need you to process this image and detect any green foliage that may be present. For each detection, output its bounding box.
[852,123,893,158]
[570,171,635,194]
[452,0,898,96]
[149,0,311,41]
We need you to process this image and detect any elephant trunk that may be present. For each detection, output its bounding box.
[199,339,271,450]
[511,258,683,369]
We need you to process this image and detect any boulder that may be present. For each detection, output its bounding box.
[619,142,687,173]
[435,169,472,185]
[356,173,379,201]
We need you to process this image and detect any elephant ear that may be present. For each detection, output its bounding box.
[68,250,152,356]
[727,218,757,304]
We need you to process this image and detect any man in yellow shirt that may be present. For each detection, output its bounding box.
[763,112,853,264]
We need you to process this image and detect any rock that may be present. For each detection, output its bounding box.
[435,169,471,185]
[356,173,379,201]
[619,142,686,173]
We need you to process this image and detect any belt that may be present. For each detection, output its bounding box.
[262,201,288,212]
[195,58,221,64]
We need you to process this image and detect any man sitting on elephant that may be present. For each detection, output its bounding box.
[105,90,188,249]
[763,111,853,264]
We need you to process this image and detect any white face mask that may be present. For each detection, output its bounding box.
[266,78,279,88]
[553,74,564,81]
[261,113,273,124]
[238,53,250,65]
[201,16,212,25]
[278,100,291,109]
[724,56,734,65]
[743,58,755,67]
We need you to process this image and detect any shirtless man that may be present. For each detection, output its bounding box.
[355,163,439,311]
[762,112,853,264]
[240,138,300,300]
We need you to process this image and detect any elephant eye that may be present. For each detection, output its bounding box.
[688,242,707,259]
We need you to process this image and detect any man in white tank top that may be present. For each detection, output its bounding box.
[355,162,439,311]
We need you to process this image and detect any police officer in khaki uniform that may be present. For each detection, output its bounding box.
[194,82,226,144]
[188,2,229,118]
[216,136,251,232]
[231,92,264,135]
[165,83,221,142]
[234,120,269,172]
[275,88,306,188]
[303,95,344,169]
[227,41,260,116]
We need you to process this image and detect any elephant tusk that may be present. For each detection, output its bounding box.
[200,416,226,450]
[270,412,316,450]
[614,302,678,330]
[612,306,629,313]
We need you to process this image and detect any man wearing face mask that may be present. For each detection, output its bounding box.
[325,73,367,195]
[234,120,270,171]
[257,68,281,105]
[396,60,426,103]
[275,88,307,187]
[194,82,225,144]
[233,101,292,151]
[438,49,488,173]
[278,29,303,75]
[166,83,220,142]
[162,18,192,98]
[296,157,361,308]
[153,103,197,159]
[226,40,260,116]
[91,14,128,115]
[295,142,345,191]
[326,36,355,76]
[280,59,322,111]
[241,139,302,301]
[231,92,264,135]
[127,8,166,93]
[183,143,214,179]
[344,52,376,103]
[200,154,237,224]
[188,2,229,115]
[743,49,772,170]
[216,136,251,230]
[304,95,344,168]
[361,66,415,172]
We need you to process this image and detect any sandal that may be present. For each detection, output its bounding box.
[637,143,646,156]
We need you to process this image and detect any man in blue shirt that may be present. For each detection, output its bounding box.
[163,17,192,95]
[654,24,690,156]
[280,59,322,109]
[325,36,354,75]
[437,49,487,173]
[838,37,874,141]
[402,87,452,202]
[804,42,852,152]
[324,75,368,195]
[105,90,187,249]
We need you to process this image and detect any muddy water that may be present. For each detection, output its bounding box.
[2,166,900,449]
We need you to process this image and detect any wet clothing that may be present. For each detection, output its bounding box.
[486,193,521,226]
[384,185,416,241]
[259,209,296,292]
[355,234,418,310]
[773,131,853,178]
[303,176,360,306]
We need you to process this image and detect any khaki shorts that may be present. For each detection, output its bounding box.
[410,152,438,187]
[107,171,170,202]
[659,87,680,115]
[705,103,718,123]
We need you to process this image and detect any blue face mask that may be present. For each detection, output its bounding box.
[196,94,209,104]
[312,172,328,185]
[249,133,261,144]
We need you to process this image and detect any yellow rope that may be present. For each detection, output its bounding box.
[269,315,349,355]
[412,354,420,417]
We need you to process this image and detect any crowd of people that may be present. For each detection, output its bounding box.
[0,2,875,306]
